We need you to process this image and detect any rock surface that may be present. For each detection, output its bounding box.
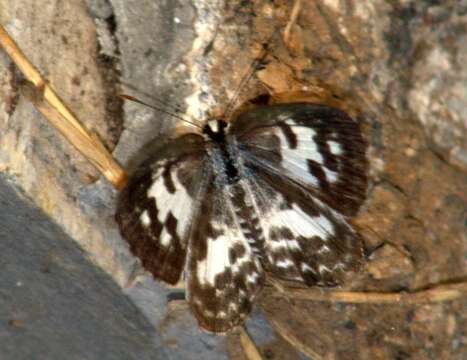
[0,0,466,359]
[0,175,166,360]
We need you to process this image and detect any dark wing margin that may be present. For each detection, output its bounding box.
[186,181,264,333]
[230,103,368,217]
[116,134,207,285]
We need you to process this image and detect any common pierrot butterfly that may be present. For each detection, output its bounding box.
[115,95,368,332]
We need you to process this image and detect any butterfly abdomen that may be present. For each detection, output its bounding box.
[229,183,266,258]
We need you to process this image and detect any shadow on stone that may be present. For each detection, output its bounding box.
[0,175,166,360]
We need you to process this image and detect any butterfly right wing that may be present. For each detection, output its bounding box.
[231,103,367,217]
[116,134,208,285]
[242,166,364,286]
[230,103,367,286]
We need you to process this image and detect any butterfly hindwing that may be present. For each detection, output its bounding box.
[241,167,364,286]
[186,179,264,333]
[116,134,207,284]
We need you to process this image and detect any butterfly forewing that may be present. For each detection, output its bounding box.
[231,103,368,216]
[116,134,207,284]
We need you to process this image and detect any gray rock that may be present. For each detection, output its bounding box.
[0,175,166,360]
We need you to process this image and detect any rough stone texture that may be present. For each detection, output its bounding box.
[367,244,415,281]
[256,1,467,359]
[407,3,467,171]
[0,0,466,359]
[0,175,166,360]
[0,0,131,285]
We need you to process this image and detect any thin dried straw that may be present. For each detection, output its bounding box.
[265,281,466,359]
[283,0,302,45]
[268,317,325,360]
[0,24,127,189]
[267,281,467,304]
[239,326,263,360]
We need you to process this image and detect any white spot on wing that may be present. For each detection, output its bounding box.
[147,169,192,246]
[140,210,151,227]
[207,119,220,133]
[280,154,319,187]
[328,140,343,155]
[276,259,294,268]
[282,126,341,184]
[318,264,331,274]
[288,239,301,249]
[333,262,346,270]
[317,245,331,254]
[324,167,339,183]
[159,228,170,246]
[196,234,230,286]
[246,273,259,284]
[277,113,293,122]
[274,125,326,188]
[270,239,300,251]
[196,222,254,286]
[217,311,227,318]
[268,203,334,240]
[301,263,316,274]
[280,125,323,164]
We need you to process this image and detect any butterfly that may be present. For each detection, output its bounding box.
[115,100,368,333]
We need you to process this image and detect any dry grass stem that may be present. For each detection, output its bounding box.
[239,326,263,360]
[268,318,324,360]
[0,24,127,189]
[283,0,302,45]
[268,281,467,304]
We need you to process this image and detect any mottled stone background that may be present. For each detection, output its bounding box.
[0,0,465,359]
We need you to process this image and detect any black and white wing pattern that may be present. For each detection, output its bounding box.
[116,132,265,332]
[116,102,368,333]
[116,134,207,285]
[229,103,367,285]
[186,179,264,333]
[231,103,367,217]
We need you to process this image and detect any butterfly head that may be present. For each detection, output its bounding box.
[202,119,229,143]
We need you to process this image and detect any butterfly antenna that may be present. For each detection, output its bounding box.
[224,33,274,120]
[120,82,188,114]
[119,94,203,130]
[143,96,186,115]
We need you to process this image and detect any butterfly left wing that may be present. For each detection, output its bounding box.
[116,134,208,285]
[186,181,264,333]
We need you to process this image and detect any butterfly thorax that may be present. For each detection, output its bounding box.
[203,119,240,185]
[202,119,228,142]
